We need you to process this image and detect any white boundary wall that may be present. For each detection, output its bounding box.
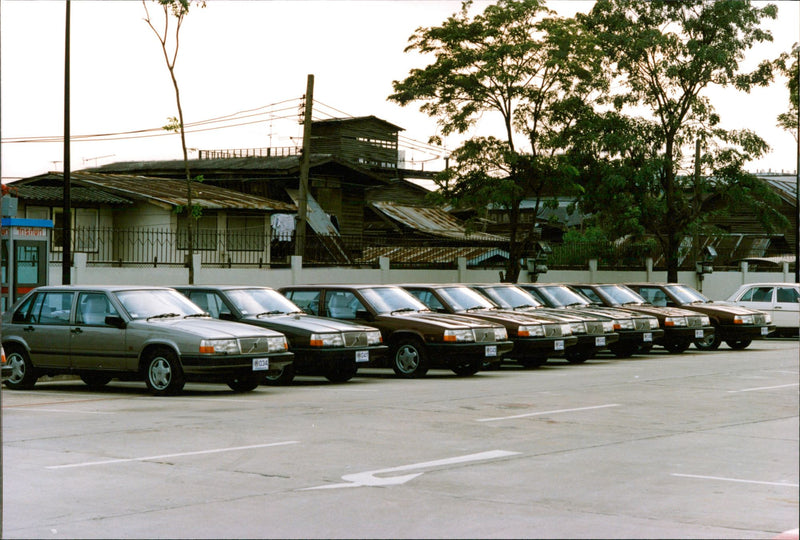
[52,254,795,301]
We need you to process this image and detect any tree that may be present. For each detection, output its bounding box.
[579,0,780,282]
[775,46,799,141]
[142,0,204,284]
[390,0,605,282]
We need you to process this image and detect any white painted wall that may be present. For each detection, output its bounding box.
[51,256,795,301]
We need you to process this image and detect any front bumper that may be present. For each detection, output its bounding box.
[661,326,715,343]
[292,345,389,369]
[180,351,295,377]
[716,324,776,341]
[616,328,665,345]
[426,341,514,366]
[511,335,580,358]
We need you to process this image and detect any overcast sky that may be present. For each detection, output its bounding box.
[1,0,798,182]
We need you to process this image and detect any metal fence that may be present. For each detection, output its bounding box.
[47,228,792,270]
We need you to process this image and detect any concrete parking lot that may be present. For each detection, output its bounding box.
[2,339,798,539]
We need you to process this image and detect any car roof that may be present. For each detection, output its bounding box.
[173,285,277,291]
[26,285,175,292]
[734,282,799,287]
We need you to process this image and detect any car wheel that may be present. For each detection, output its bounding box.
[391,337,429,378]
[228,373,265,392]
[565,347,594,364]
[451,360,481,377]
[664,340,691,353]
[639,344,653,354]
[263,364,296,385]
[144,347,185,396]
[80,373,113,389]
[725,338,752,350]
[325,364,358,383]
[694,330,721,351]
[609,342,638,358]
[3,345,38,390]
[518,356,546,368]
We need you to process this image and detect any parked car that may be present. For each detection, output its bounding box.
[174,285,388,384]
[625,283,775,350]
[279,284,513,377]
[724,282,799,336]
[1,286,294,395]
[570,283,715,353]
[465,284,620,362]
[518,283,663,358]
[399,283,578,367]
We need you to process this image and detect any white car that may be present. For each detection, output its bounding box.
[726,283,799,336]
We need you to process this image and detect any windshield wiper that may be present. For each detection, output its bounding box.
[465,306,487,312]
[256,310,285,317]
[513,304,535,310]
[147,312,181,320]
[391,307,417,314]
[184,312,209,318]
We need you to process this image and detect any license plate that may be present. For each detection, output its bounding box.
[595,336,606,347]
[643,332,653,342]
[554,340,564,351]
[694,329,704,338]
[761,326,769,335]
[485,345,497,357]
[252,358,270,371]
[355,350,369,363]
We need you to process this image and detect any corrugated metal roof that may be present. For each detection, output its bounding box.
[370,201,507,241]
[10,185,133,206]
[70,172,295,211]
[759,175,797,206]
[357,246,508,265]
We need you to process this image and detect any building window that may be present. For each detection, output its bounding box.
[52,208,98,252]
[227,214,265,251]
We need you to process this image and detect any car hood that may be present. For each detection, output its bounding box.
[454,310,558,326]
[381,311,496,329]
[609,304,700,318]
[676,302,764,316]
[242,314,375,333]
[129,317,283,338]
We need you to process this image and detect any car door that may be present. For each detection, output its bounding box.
[16,291,75,369]
[774,286,800,328]
[737,286,775,318]
[70,292,130,371]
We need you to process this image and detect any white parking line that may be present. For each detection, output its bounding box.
[8,408,114,415]
[477,403,621,422]
[46,441,300,470]
[728,383,799,393]
[671,473,799,487]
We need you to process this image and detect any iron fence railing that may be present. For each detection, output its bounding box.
[46,228,793,270]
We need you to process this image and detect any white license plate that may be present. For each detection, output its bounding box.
[694,329,704,338]
[595,336,606,347]
[485,345,497,357]
[252,358,270,371]
[643,332,653,342]
[355,350,369,362]
[761,326,769,335]
[554,340,565,351]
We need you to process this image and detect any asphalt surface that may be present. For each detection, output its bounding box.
[2,339,798,539]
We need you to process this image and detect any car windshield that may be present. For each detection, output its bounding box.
[360,287,429,314]
[665,285,710,304]
[439,287,496,311]
[115,289,204,319]
[537,286,590,307]
[479,286,543,309]
[226,288,301,315]
[597,285,647,305]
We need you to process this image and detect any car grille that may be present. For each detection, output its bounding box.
[343,331,368,347]
[544,324,564,337]
[633,318,650,331]
[586,321,604,335]
[474,328,495,343]
[753,313,768,325]
[238,337,273,354]
[687,316,705,328]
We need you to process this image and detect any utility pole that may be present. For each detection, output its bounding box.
[62,0,72,285]
[295,74,314,257]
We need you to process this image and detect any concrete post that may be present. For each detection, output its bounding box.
[740,261,748,285]
[589,259,598,283]
[72,252,87,284]
[457,257,467,283]
[646,257,654,282]
[291,255,303,285]
[379,256,390,284]
[783,261,790,282]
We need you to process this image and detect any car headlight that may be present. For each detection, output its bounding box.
[560,324,573,336]
[763,313,772,324]
[664,316,687,327]
[614,319,634,330]
[700,315,711,326]
[734,315,754,325]
[493,327,508,340]
[200,339,240,355]
[366,330,383,345]
[309,333,344,347]
[570,322,586,334]
[648,317,660,329]
[267,336,289,352]
[602,320,615,333]
[443,329,475,342]
[518,324,544,337]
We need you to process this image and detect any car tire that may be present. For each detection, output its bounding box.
[391,337,429,378]
[664,340,691,353]
[3,345,38,390]
[80,373,113,389]
[228,373,265,392]
[143,347,185,396]
[609,342,638,358]
[725,338,752,350]
[639,344,653,354]
[325,364,358,383]
[518,356,546,368]
[263,364,296,385]
[694,330,721,351]
[565,347,594,364]
[451,360,481,377]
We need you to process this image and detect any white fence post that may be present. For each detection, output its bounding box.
[291,255,303,285]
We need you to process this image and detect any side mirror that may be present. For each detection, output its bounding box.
[105,315,127,329]
[219,312,237,321]
[12,312,26,324]
[355,309,372,321]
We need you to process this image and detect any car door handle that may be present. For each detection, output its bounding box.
[71,327,83,334]
[775,306,783,310]
[23,325,34,332]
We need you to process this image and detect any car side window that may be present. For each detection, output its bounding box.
[285,290,321,315]
[32,292,76,325]
[750,287,774,302]
[408,290,444,311]
[326,291,364,320]
[777,287,799,303]
[580,289,602,304]
[186,291,227,318]
[76,293,118,326]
